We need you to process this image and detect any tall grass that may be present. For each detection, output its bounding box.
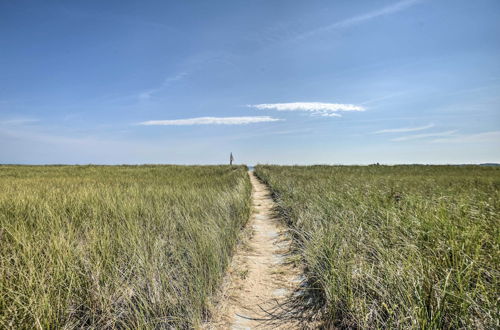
[0,165,251,328]
[255,165,499,329]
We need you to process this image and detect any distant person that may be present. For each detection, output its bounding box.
[230,152,234,165]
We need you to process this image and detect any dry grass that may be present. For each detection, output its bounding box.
[0,165,251,328]
[255,165,499,329]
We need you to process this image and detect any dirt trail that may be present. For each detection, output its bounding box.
[204,171,301,329]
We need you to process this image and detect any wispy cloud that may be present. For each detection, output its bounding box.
[360,91,409,106]
[297,0,424,39]
[334,0,423,28]
[137,52,233,101]
[0,118,39,126]
[249,102,365,117]
[391,130,457,142]
[139,72,189,100]
[375,123,434,134]
[138,116,282,126]
[432,131,500,143]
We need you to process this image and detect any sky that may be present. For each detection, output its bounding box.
[1,0,499,165]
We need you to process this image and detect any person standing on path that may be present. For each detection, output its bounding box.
[230,152,234,165]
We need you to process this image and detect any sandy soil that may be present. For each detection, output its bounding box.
[203,171,302,329]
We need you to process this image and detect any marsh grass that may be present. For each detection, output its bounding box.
[0,165,251,328]
[255,165,499,329]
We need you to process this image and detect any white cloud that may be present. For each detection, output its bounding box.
[251,102,365,112]
[432,131,500,143]
[138,116,282,126]
[249,102,365,117]
[317,113,342,117]
[375,123,434,134]
[391,130,457,142]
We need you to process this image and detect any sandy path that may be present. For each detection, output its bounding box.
[204,171,301,329]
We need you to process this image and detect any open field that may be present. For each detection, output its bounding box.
[255,165,499,329]
[0,165,251,328]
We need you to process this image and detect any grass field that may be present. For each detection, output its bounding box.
[255,165,499,329]
[0,165,251,328]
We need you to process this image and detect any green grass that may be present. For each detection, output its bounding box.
[255,165,499,329]
[0,165,251,328]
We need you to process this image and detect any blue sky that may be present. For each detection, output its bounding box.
[1,0,499,165]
